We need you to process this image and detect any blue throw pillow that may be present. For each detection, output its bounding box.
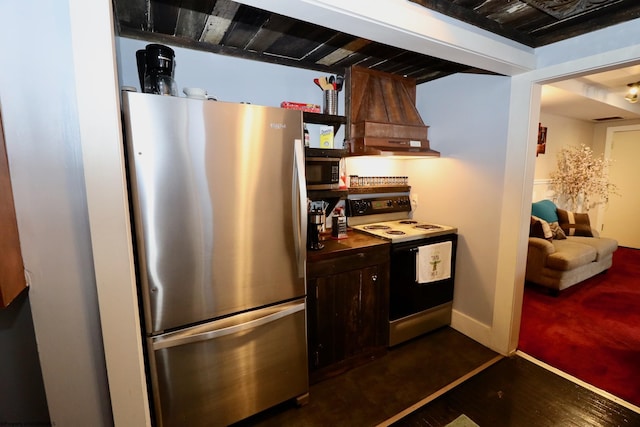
[531,199,558,223]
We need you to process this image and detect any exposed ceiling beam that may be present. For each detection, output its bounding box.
[234,0,537,77]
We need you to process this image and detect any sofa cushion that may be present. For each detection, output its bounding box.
[568,236,618,261]
[532,200,559,223]
[549,221,567,240]
[530,216,552,240]
[545,239,597,270]
[557,209,593,237]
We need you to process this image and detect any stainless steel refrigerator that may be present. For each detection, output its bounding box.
[121,91,308,427]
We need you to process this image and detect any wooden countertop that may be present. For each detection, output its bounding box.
[306,229,389,262]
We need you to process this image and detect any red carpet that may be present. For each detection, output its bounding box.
[518,246,640,407]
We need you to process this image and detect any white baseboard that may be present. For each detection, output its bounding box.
[450,309,495,352]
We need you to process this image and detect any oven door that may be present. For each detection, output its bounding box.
[389,234,457,322]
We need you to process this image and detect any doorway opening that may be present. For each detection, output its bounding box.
[517,68,640,409]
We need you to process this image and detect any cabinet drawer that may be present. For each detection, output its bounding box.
[307,246,389,277]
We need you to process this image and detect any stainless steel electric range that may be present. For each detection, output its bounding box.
[347,190,458,346]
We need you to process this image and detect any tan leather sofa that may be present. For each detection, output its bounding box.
[525,199,618,293]
[526,233,618,292]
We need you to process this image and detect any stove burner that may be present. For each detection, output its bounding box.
[364,225,392,230]
[414,224,442,230]
[399,220,418,224]
[386,230,406,235]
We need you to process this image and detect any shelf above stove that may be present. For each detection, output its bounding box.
[348,185,410,194]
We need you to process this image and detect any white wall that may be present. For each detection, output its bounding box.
[0,1,113,425]
[532,112,596,204]
[117,38,347,148]
[71,0,152,425]
[118,40,344,107]
[535,112,596,180]
[411,74,512,335]
[535,19,640,69]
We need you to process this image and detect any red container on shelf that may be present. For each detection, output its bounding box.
[280,101,321,113]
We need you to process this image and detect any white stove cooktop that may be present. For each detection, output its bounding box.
[352,219,457,243]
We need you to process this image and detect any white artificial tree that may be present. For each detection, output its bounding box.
[550,144,618,212]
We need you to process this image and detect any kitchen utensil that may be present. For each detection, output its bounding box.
[307,209,325,250]
[331,207,347,239]
[323,89,338,115]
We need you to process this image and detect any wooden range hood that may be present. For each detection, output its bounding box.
[347,66,439,158]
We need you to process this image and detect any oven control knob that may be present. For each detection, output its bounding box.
[387,200,393,207]
[352,200,368,214]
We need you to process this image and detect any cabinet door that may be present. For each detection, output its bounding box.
[307,261,389,372]
[308,273,350,370]
[307,276,335,370]
[337,267,370,360]
[341,264,382,357]
[360,262,389,351]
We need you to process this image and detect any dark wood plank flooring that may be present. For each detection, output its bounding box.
[233,327,498,426]
[392,355,640,427]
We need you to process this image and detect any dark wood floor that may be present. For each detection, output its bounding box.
[392,355,640,427]
[233,327,499,426]
[233,326,640,427]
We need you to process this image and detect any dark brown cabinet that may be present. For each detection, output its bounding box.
[306,242,389,383]
[0,110,26,308]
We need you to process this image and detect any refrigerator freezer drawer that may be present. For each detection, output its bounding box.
[148,299,308,427]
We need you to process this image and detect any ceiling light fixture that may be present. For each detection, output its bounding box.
[625,82,640,103]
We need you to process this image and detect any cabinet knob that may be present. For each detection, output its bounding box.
[371,274,378,282]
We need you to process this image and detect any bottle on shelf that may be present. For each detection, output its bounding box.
[304,123,310,147]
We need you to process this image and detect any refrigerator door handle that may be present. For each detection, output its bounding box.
[152,302,306,350]
[293,138,307,278]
